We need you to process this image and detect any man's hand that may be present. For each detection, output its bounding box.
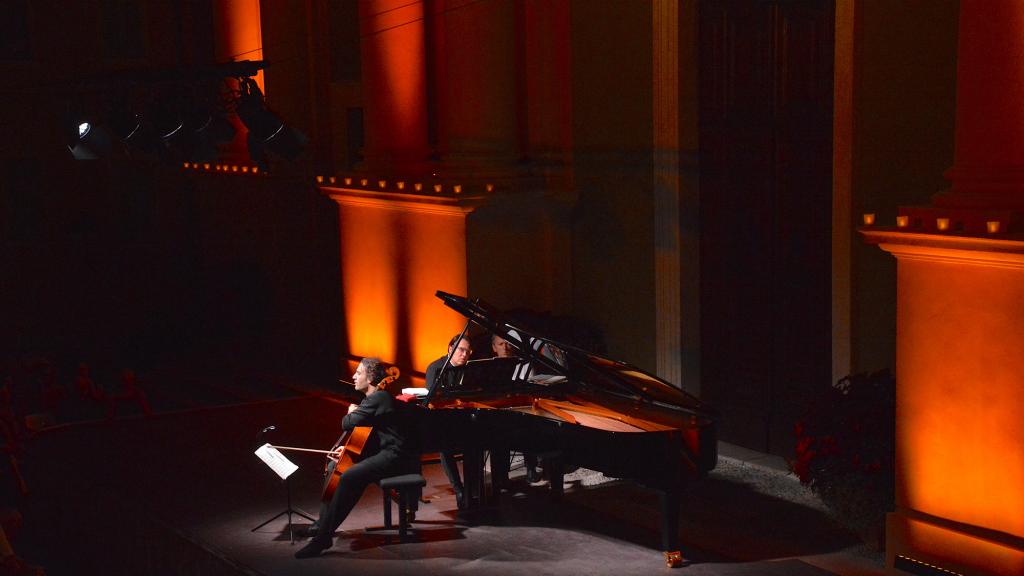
[346,403,358,414]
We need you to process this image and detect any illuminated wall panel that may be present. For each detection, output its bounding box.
[359,0,429,168]
[329,190,476,376]
[868,232,1024,575]
[895,246,1024,537]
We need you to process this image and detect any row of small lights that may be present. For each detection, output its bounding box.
[893,554,964,576]
[181,162,263,175]
[863,213,1003,234]
[315,175,495,195]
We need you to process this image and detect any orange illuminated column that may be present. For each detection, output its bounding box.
[862,4,1024,574]
[864,234,1024,576]
[431,0,519,175]
[324,187,483,381]
[939,0,1024,210]
[359,0,431,173]
[213,0,264,161]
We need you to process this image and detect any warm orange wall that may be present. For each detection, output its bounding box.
[213,0,264,89]
[894,246,1024,539]
[359,0,430,170]
[335,198,470,373]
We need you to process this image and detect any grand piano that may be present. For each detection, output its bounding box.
[416,291,718,567]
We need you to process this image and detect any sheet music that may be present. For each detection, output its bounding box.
[254,443,298,480]
[401,387,429,396]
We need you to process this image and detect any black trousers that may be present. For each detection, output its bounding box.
[439,450,463,492]
[313,450,420,543]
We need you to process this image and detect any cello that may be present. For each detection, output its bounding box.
[319,366,400,502]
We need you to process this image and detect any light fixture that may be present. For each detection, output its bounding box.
[67,115,113,160]
[236,77,306,169]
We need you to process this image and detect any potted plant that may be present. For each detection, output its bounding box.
[791,369,896,549]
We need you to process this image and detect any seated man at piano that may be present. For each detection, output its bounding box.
[424,334,473,508]
[295,357,421,559]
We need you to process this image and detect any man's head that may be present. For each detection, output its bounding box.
[447,334,472,366]
[491,334,514,358]
[353,357,387,394]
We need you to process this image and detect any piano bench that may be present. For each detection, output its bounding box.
[374,473,426,540]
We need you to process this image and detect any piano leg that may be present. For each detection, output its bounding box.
[546,453,564,501]
[463,447,486,509]
[659,488,685,568]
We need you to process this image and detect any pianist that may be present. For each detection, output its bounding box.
[425,334,473,508]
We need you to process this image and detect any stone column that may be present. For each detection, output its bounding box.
[653,0,682,389]
[432,0,519,178]
[359,0,432,174]
[939,0,1024,210]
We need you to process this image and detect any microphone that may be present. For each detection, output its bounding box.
[256,425,276,446]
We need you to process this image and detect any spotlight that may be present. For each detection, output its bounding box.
[110,111,161,155]
[189,111,235,163]
[236,78,306,169]
[67,115,113,160]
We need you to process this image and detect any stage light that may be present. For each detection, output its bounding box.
[67,117,113,160]
[236,78,306,169]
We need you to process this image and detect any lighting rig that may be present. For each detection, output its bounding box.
[65,60,305,170]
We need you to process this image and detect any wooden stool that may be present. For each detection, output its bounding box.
[378,473,426,539]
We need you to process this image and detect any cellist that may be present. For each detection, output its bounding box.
[295,357,421,559]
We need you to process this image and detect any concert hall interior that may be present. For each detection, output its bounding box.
[1,2,1022,575]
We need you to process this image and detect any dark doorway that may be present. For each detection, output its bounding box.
[698,0,834,456]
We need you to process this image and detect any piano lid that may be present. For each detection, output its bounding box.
[435,291,715,418]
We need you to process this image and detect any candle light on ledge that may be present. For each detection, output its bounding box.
[433,184,443,193]
[485,183,494,193]
[414,183,423,192]
[242,166,249,173]
[316,175,324,183]
[896,215,909,228]
[378,180,387,189]
[936,217,950,231]
[329,176,336,184]
[252,166,259,174]
[862,213,876,226]
[203,163,210,170]
[986,220,1002,234]
[360,178,368,187]
[396,181,405,190]
[453,184,462,194]
[343,177,352,186]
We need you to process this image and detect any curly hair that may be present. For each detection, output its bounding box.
[359,357,387,386]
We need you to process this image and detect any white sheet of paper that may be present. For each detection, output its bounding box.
[401,387,429,396]
[254,443,298,480]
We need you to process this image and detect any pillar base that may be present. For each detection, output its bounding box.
[887,511,1024,576]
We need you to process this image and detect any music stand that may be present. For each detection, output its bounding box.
[252,443,316,543]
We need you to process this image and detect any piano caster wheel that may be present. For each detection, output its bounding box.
[664,550,684,568]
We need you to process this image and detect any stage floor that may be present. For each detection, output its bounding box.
[17,397,870,575]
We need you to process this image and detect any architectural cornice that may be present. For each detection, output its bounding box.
[321,186,487,216]
[861,228,1024,268]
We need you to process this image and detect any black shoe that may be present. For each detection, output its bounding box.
[298,521,320,537]
[294,538,331,559]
